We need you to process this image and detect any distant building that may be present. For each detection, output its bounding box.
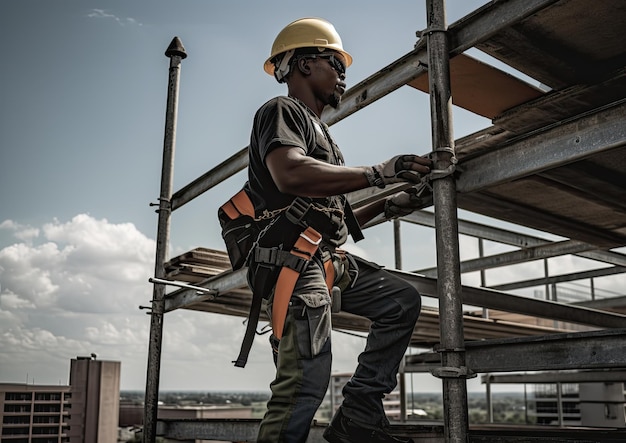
[528,382,626,427]
[0,356,120,443]
[66,356,120,442]
[0,383,71,442]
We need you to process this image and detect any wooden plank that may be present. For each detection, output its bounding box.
[408,53,543,119]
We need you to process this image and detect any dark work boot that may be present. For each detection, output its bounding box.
[323,408,415,443]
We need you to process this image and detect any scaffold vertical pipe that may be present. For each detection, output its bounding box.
[393,218,403,270]
[425,1,470,441]
[143,37,187,443]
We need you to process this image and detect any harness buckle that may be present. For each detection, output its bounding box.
[285,197,312,228]
[299,230,322,246]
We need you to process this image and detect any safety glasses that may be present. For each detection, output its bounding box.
[296,53,346,75]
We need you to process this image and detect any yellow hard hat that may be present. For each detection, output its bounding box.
[264,17,353,76]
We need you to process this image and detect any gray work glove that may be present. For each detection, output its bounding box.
[384,188,428,219]
[366,154,431,188]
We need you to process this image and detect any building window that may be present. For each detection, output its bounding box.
[3,404,31,413]
[33,415,60,424]
[32,427,59,435]
[4,392,32,401]
[2,427,30,436]
[34,404,61,413]
[3,415,30,424]
[35,392,62,401]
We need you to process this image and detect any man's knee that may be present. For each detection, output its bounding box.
[398,284,421,322]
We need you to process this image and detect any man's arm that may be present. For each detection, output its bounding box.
[266,146,431,198]
[266,146,371,198]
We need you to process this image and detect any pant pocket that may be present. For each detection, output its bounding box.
[292,301,331,359]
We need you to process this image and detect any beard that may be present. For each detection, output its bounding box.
[328,91,341,109]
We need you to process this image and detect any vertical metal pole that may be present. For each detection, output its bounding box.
[392,219,406,421]
[556,382,563,426]
[478,239,488,318]
[543,258,550,300]
[399,360,407,422]
[143,36,187,443]
[486,375,493,423]
[425,0,469,442]
[524,383,529,424]
[393,218,403,270]
[590,277,595,301]
[393,219,407,422]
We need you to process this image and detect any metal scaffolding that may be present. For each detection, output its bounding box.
[143,0,626,441]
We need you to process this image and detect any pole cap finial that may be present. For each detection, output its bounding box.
[165,36,187,59]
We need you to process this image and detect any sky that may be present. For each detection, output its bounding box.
[1,0,623,396]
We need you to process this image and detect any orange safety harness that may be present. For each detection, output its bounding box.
[220,189,255,221]
[220,190,361,368]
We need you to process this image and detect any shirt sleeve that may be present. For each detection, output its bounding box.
[253,97,313,164]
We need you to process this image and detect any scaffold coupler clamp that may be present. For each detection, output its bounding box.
[431,366,476,380]
[428,146,457,180]
[430,345,476,379]
[149,197,172,214]
[410,147,457,197]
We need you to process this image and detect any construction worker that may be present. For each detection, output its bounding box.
[246,17,430,443]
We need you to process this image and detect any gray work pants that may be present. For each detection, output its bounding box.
[256,254,421,443]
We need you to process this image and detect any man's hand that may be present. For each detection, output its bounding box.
[367,154,431,188]
[384,187,429,219]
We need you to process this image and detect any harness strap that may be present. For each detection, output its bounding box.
[233,226,325,368]
[343,202,364,242]
[272,226,323,340]
[221,189,255,219]
[324,258,335,290]
[232,194,351,367]
[233,264,278,368]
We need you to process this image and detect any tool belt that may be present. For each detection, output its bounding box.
[218,188,259,271]
[229,195,363,368]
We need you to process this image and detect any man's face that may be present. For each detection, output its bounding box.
[307,51,347,109]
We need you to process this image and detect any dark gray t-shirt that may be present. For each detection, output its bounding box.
[246,96,347,244]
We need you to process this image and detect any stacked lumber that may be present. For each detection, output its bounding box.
[165,248,232,282]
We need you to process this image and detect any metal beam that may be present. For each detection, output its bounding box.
[467,329,626,373]
[456,101,626,193]
[405,329,626,373]
[459,191,626,248]
[481,370,626,384]
[163,268,246,312]
[163,267,626,329]
[157,418,259,441]
[416,239,598,277]
[390,270,626,329]
[171,147,247,210]
[489,266,626,291]
[576,295,626,310]
[155,419,431,442]
[402,210,626,268]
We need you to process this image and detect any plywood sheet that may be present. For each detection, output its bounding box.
[408,53,544,119]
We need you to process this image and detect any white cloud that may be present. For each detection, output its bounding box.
[86,9,142,27]
[0,220,40,243]
[0,214,156,388]
[0,214,276,391]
